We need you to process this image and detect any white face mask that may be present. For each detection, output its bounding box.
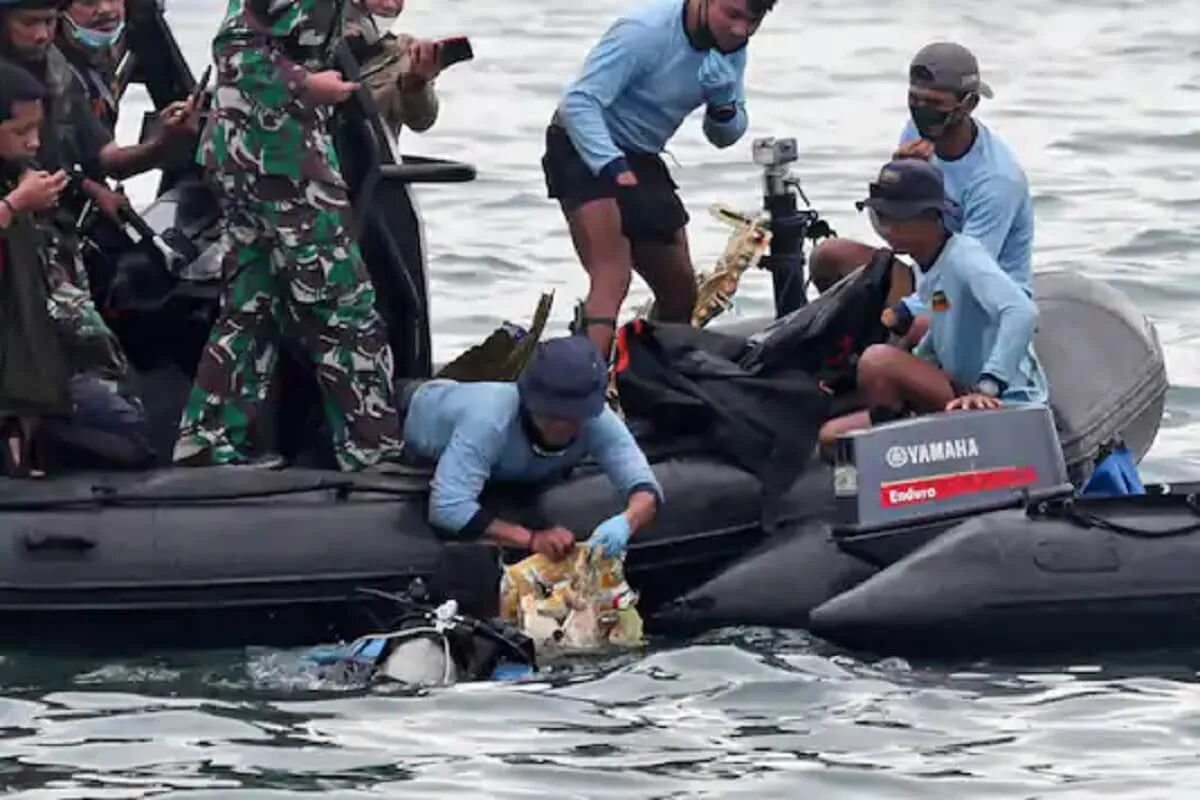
[361,0,402,19]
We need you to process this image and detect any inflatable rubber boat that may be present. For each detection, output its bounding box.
[2,3,1185,659]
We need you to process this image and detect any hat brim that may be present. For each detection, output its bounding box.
[856,196,946,219]
[521,389,606,422]
[976,80,994,99]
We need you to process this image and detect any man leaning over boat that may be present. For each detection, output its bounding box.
[809,41,1034,347]
[399,336,663,562]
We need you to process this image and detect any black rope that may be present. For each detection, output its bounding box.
[0,476,428,512]
[1028,494,1200,539]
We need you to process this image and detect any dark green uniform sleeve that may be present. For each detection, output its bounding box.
[220,0,344,111]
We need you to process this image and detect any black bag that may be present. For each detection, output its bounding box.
[614,250,898,524]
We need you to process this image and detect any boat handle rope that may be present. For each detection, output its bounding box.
[1028,494,1200,539]
[0,478,430,512]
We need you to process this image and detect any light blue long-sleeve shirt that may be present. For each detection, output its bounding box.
[898,118,1035,316]
[401,380,664,536]
[557,0,748,177]
[913,234,1049,405]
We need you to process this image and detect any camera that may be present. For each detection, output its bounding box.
[752,137,798,168]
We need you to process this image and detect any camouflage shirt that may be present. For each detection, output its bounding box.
[199,0,347,187]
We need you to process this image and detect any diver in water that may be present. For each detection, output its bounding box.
[542,0,777,357]
[399,335,663,561]
[810,42,1034,345]
[818,159,1047,447]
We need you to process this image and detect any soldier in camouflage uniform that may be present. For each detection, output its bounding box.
[173,0,404,471]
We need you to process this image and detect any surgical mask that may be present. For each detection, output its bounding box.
[66,17,125,50]
[358,0,402,20]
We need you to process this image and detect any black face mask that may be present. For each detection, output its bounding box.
[909,101,967,141]
[519,406,573,457]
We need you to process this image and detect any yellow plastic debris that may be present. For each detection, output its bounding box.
[499,543,644,655]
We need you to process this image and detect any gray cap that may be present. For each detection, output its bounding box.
[909,42,993,99]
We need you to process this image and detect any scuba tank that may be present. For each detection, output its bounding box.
[304,591,539,687]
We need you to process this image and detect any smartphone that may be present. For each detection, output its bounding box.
[436,36,474,70]
[189,65,212,107]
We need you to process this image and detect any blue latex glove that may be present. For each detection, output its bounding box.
[697,50,738,108]
[588,513,632,558]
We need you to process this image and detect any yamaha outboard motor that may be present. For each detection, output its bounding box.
[832,405,1075,567]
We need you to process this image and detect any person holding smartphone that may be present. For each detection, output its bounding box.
[542,0,777,358]
[174,0,404,472]
[343,0,469,141]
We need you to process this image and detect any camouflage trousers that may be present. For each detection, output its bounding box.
[46,276,130,388]
[173,173,403,471]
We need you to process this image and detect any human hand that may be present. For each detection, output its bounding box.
[304,70,361,105]
[7,170,69,214]
[893,138,934,161]
[587,513,632,558]
[945,393,1002,412]
[531,526,576,561]
[697,50,738,107]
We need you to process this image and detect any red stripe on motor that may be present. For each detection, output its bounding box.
[880,466,1040,508]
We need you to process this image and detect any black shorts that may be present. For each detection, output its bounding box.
[541,122,690,244]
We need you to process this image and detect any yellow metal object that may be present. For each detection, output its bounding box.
[690,204,773,328]
[631,203,772,328]
[499,544,644,655]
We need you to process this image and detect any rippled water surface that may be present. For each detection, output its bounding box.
[15,0,1200,796]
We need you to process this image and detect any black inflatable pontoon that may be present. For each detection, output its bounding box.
[3,3,1189,659]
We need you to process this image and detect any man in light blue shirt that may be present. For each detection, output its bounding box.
[810,42,1034,342]
[541,0,777,357]
[401,336,663,561]
[818,159,1048,447]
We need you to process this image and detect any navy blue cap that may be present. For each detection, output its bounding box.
[518,335,608,421]
[856,159,955,220]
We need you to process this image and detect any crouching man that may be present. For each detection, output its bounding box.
[819,159,1048,447]
[401,335,662,561]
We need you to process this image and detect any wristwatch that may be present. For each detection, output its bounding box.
[975,375,1004,398]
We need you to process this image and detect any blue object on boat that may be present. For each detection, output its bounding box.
[1081,445,1146,497]
[491,663,535,681]
[303,635,389,667]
